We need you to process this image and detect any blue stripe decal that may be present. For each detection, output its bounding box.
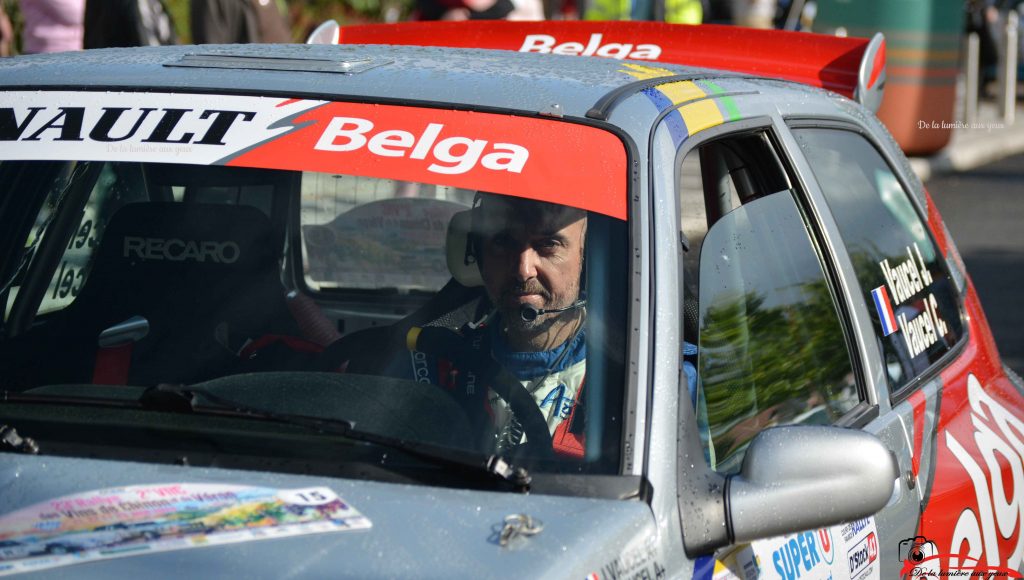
[641,87,688,148]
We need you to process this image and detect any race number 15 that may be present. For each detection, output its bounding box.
[277,487,339,506]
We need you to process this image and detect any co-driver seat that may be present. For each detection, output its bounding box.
[7,202,299,387]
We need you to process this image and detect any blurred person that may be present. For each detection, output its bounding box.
[414,0,543,22]
[191,0,291,44]
[83,0,176,48]
[703,0,733,23]
[583,0,703,24]
[0,4,12,56]
[19,0,84,53]
[966,0,1000,95]
[731,0,775,28]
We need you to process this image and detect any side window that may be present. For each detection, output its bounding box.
[792,128,963,392]
[680,131,858,473]
[35,163,148,315]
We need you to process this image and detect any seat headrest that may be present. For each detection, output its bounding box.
[445,209,483,288]
[101,202,274,271]
[75,202,277,308]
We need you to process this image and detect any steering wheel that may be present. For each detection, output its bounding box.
[316,325,555,457]
[314,325,395,374]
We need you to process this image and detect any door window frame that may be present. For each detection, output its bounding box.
[784,117,970,405]
[674,116,879,442]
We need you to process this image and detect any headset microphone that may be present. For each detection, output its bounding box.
[520,300,586,322]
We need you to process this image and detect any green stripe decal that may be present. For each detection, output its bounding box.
[702,81,741,121]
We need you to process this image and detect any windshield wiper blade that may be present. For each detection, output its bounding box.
[162,385,533,492]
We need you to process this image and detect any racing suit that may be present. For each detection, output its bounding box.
[392,316,699,459]
[398,318,588,458]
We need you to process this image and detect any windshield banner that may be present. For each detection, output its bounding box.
[0,91,627,219]
[0,483,370,576]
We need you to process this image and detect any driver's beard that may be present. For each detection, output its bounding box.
[496,278,581,351]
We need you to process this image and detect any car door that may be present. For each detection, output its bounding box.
[668,115,920,580]
[786,119,1024,578]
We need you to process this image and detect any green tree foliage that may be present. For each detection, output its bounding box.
[698,280,856,472]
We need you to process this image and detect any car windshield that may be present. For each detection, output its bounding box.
[0,91,630,485]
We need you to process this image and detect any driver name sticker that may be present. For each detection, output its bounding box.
[0,483,371,576]
[874,242,950,357]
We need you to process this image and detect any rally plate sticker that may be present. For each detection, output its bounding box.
[0,483,370,576]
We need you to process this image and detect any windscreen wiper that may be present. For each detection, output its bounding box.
[156,384,533,492]
[0,424,39,454]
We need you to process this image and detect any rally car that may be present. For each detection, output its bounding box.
[0,19,1019,580]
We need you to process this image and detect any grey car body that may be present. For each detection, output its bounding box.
[0,25,1018,580]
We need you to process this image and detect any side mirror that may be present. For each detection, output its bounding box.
[680,425,898,555]
[727,425,898,543]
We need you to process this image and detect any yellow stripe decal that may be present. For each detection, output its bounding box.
[619,63,678,81]
[621,66,728,138]
[679,100,725,134]
[657,80,707,106]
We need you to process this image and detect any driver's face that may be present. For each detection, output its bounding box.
[476,196,586,332]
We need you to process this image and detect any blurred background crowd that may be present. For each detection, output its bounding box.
[0,0,853,55]
[0,1,1016,71]
[0,0,1022,158]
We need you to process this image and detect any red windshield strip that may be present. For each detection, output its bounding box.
[228,101,628,220]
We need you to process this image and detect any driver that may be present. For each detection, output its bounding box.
[469,192,589,456]
[458,192,698,456]
[391,192,590,458]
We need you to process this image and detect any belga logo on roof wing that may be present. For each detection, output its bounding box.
[518,34,662,60]
[314,116,530,176]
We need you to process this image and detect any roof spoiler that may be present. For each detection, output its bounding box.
[308,20,885,113]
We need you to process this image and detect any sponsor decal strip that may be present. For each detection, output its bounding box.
[0,91,628,220]
[941,374,1024,573]
[710,518,878,580]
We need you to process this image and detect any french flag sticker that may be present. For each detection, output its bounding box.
[871,285,898,336]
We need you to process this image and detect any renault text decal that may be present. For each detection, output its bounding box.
[0,106,256,146]
[0,92,322,165]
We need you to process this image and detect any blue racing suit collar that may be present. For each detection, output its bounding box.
[488,318,587,380]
